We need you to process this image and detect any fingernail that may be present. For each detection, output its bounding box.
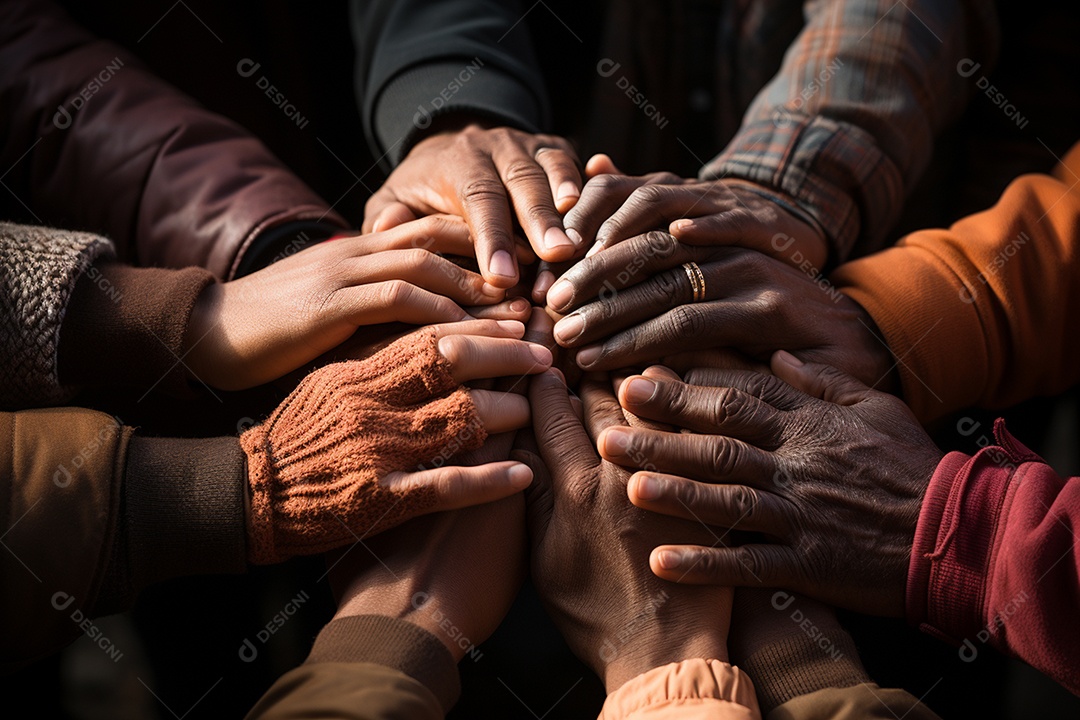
[775,350,803,367]
[543,227,575,252]
[510,298,530,313]
[507,464,533,487]
[546,280,573,309]
[657,550,683,570]
[623,377,657,404]
[489,250,516,278]
[557,181,580,203]
[533,270,555,298]
[585,242,603,258]
[554,313,584,343]
[670,219,693,233]
[481,282,504,297]
[635,474,662,500]
[497,320,524,333]
[576,345,601,367]
[529,344,552,365]
[550,367,566,385]
[566,227,584,247]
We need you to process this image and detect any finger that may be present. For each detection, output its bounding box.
[466,297,532,321]
[554,263,710,348]
[771,351,871,406]
[429,318,525,340]
[438,335,552,383]
[361,187,398,233]
[595,183,702,250]
[351,215,475,256]
[523,303,554,347]
[469,389,532,433]
[617,376,785,444]
[496,148,576,262]
[456,159,519,287]
[532,261,557,304]
[530,369,600,493]
[563,174,653,251]
[546,231,688,314]
[348,248,505,306]
[649,544,802,588]
[597,426,776,486]
[628,473,788,535]
[661,350,767,375]
[339,281,470,325]
[534,147,583,216]
[371,202,418,232]
[382,460,532,512]
[585,153,621,177]
[579,373,628,442]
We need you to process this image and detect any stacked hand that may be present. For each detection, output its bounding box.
[600,353,942,616]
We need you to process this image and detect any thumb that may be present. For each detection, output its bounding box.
[585,153,622,177]
[371,201,418,233]
[770,350,870,406]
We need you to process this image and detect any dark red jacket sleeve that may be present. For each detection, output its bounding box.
[0,0,348,279]
[907,419,1080,694]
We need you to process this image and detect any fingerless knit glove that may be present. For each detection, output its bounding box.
[240,330,486,564]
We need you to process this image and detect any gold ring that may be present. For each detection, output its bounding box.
[682,262,706,302]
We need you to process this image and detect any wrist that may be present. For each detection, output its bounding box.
[602,622,729,693]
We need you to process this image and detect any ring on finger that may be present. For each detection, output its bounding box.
[682,262,706,303]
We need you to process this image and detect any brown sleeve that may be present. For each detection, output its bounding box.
[57,261,215,397]
[0,408,247,670]
[0,407,131,671]
[92,435,248,615]
[830,141,1080,423]
[247,615,459,720]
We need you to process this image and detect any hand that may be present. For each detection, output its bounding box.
[563,173,827,267]
[598,353,944,616]
[548,240,896,388]
[328,437,527,662]
[185,215,511,391]
[363,119,584,287]
[241,319,550,564]
[519,369,731,692]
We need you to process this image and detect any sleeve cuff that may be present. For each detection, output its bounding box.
[906,420,1040,645]
[700,113,903,262]
[58,263,215,397]
[307,615,460,714]
[93,435,248,614]
[373,61,544,167]
[233,220,346,277]
[599,660,759,719]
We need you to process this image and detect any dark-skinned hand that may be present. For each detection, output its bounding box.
[516,369,732,692]
[561,167,827,268]
[598,352,943,617]
[363,117,583,287]
[547,239,895,391]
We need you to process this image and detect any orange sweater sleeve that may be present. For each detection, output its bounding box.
[598,660,760,719]
[830,142,1080,423]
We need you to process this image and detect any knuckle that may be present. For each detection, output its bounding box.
[668,304,706,338]
[501,159,548,187]
[734,546,763,583]
[630,183,667,205]
[460,177,508,205]
[436,334,471,367]
[589,173,625,194]
[643,230,679,258]
[381,279,414,307]
[728,485,759,523]
[708,440,741,479]
[652,271,682,306]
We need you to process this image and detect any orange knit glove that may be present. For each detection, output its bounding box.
[240,329,486,564]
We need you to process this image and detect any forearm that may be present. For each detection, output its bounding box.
[907,420,1080,695]
[830,141,1080,422]
[351,0,548,168]
[701,0,998,260]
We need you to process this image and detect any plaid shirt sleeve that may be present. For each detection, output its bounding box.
[700,0,999,262]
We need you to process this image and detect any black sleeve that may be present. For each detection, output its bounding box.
[351,0,550,170]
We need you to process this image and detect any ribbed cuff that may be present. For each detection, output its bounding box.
[233,220,344,277]
[731,593,869,714]
[94,435,248,613]
[906,426,1032,645]
[599,660,759,719]
[58,262,215,397]
[308,615,460,713]
[374,62,543,167]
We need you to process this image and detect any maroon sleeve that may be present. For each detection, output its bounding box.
[906,419,1080,694]
[0,0,348,280]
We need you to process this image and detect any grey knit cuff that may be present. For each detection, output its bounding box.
[0,222,115,409]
